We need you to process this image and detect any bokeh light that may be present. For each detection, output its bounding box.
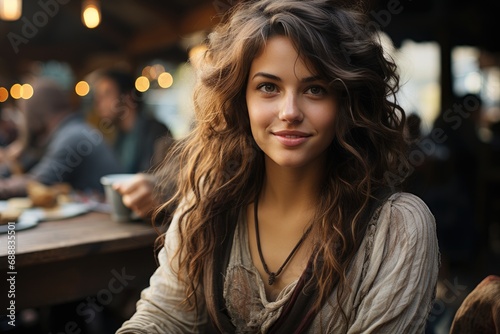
[0,87,8,102]
[135,76,150,93]
[142,66,152,79]
[189,44,208,69]
[21,84,34,99]
[75,81,90,96]
[158,72,174,89]
[150,64,165,80]
[10,84,22,99]
[82,4,100,29]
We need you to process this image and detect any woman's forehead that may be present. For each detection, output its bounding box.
[249,35,321,78]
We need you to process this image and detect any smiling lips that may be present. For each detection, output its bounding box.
[272,130,311,147]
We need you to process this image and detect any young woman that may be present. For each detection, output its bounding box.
[117,1,439,333]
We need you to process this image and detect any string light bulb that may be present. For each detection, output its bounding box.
[82,0,101,29]
[0,0,22,21]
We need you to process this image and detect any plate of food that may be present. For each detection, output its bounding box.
[25,180,90,220]
[0,181,91,233]
[0,203,39,233]
[30,202,90,221]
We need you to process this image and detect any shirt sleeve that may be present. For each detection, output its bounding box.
[347,193,440,334]
[28,132,81,185]
[116,207,207,334]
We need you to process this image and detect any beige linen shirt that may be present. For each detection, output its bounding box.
[116,192,439,334]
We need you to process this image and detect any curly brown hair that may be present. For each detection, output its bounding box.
[156,0,409,327]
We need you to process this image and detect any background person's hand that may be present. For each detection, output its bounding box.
[5,140,24,161]
[113,173,158,219]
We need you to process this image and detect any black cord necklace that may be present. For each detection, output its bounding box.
[254,197,313,285]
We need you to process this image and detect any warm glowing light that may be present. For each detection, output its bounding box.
[82,0,100,29]
[158,72,173,89]
[83,7,100,28]
[0,0,22,21]
[75,81,90,96]
[142,66,152,79]
[189,44,208,69]
[135,76,150,92]
[149,67,157,80]
[10,83,22,99]
[21,83,33,99]
[0,87,8,102]
[149,64,165,80]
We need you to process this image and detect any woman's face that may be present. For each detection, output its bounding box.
[246,35,338,170]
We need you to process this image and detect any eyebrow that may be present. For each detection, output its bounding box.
[251,72,323,83]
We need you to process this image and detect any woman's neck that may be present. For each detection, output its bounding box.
[248,156,324,296]
[260,157,325,215]
[119,108,137,132]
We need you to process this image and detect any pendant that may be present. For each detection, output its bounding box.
[268,272,276,285]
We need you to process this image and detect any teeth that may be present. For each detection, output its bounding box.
[285,135,299,138]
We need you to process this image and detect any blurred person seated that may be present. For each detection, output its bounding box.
[0,113,46,178]
[93,69,173,174]
[112,173,165,220]
[114,149,180,222]
[0,78,123,200]
[0,102,18,147]
[93,69,175,219]
[0,139,23,177]
[0,102,24,176]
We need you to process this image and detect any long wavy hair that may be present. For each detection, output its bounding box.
[156,0,409,327]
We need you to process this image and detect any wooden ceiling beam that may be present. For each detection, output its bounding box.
[126,21,179,56]
[130,0,179,23]
[64,1,129,49]
[180,2,221,33]
[127,2,220,55]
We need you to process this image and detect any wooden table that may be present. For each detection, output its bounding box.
[0,211,161,310]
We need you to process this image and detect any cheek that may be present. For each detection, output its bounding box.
[322,112,336,131]
[317,102,338,141]
[246,94,263,132]
[247,108,261,137]
[247,101,274,135]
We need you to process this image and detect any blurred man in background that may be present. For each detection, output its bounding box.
[0,78,122,199]
[92,69,176,219]
[93,69,173,173]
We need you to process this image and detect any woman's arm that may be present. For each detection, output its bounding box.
[116,208,207,334]
[347,193,440,334]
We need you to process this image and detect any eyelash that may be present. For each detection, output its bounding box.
[256,83,327,96]
[257,83,278,94]
[305,86,327,96]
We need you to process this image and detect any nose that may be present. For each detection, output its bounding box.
[279,92,303,123]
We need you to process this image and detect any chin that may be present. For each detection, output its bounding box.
[268,157,310,169]
[266,151,326,170]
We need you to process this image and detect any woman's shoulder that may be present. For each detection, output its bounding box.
[376,192,436,240]
[384,192,433,219]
